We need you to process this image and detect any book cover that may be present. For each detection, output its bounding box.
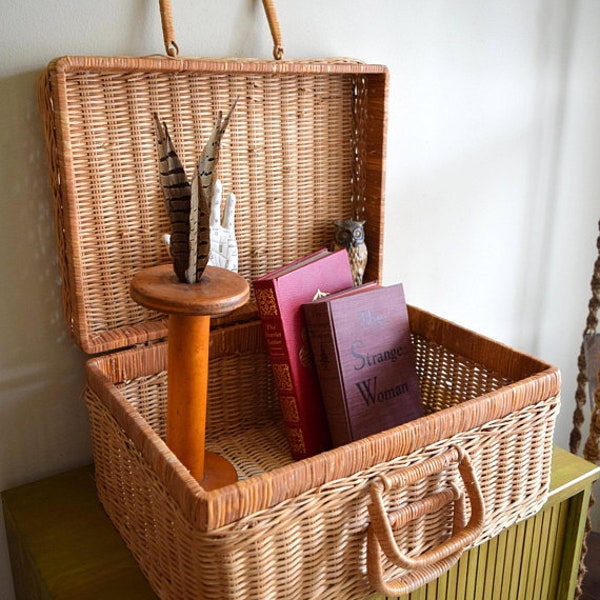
[252,248,355,459]
[303,283,424,447]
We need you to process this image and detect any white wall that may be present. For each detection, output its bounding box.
[0,1,598,597]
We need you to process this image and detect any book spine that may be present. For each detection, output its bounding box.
[303,302,353,447]
[254,280,330,459]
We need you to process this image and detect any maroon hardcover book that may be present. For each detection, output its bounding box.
[303,283,424,447]
[252,248,355,459]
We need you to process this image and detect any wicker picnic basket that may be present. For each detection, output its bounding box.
[38,2,561,598]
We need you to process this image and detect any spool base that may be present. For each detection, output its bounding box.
[199,452,239,490]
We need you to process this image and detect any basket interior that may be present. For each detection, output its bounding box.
[107,316,518,482]
[87,305,559,538]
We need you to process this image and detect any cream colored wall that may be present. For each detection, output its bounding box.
[0,1,598,597]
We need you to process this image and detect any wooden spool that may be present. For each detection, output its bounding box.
[130,264,249,490]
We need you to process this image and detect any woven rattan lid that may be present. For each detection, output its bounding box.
[39,55,388,354]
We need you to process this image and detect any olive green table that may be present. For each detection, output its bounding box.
[2,447,598,600]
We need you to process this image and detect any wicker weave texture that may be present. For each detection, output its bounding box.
[39,57,387,354]
[85,307,560,599]
[39,52,561,598]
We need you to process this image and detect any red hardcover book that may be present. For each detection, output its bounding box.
[252,248,355,459]
[303,283,424,447]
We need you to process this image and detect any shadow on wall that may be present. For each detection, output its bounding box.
[0,71,92,600]
[0,70,91,485]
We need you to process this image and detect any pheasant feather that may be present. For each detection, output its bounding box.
[193,99,238,281]
[153,113,192,283]
[153,101,236,283]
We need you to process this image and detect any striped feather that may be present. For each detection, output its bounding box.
[154,102,236,283]
[197,99,238,203]
[192,99,237,282]
[153,113,191,283]
[187,174,200,283]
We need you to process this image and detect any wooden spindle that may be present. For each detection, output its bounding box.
[130,264,249,489]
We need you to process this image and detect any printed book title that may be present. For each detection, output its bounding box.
[349,308,410,406]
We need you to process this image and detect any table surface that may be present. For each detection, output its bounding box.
[2,447,599,600]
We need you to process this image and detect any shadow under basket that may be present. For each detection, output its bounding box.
[85,304,560,600]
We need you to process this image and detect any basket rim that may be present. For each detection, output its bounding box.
[48,54,390,76]
[85,304,561,532]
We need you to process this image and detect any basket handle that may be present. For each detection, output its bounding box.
[158,0,284,60]
[366,446,486,596]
